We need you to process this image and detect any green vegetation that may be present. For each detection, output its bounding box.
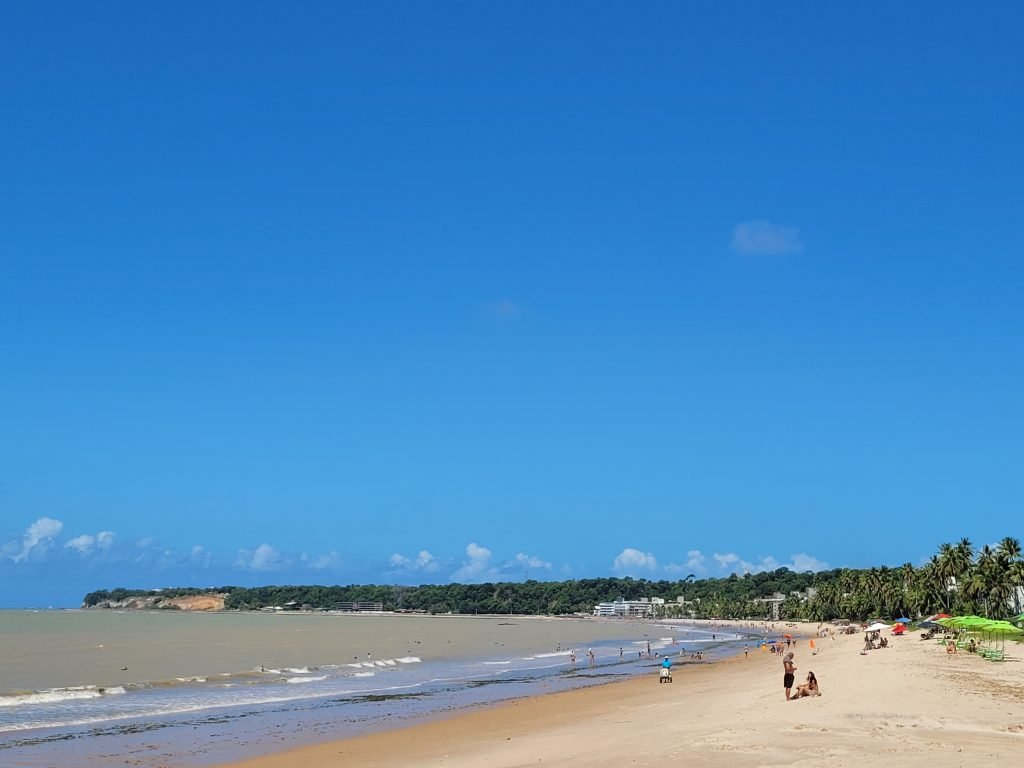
[82,537,1024,621]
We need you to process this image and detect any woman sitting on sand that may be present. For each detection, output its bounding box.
[792,672,821,699]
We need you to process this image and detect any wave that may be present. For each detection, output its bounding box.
[0,686,123,708]
[284,676,327,684]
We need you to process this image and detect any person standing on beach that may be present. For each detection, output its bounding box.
[783,652,796,701]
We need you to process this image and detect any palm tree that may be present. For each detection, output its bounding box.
[997,536,1021,562]
[936,543,958,612]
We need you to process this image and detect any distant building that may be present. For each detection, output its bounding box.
[335,601,384,613]
[754,592,787,621]
[593,597,655,618]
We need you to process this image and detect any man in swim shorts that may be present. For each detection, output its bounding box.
[783,652,796,700]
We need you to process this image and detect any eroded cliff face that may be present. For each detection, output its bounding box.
[84,593,227,611]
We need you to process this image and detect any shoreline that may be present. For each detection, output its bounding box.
[221,620,1024,768]
[1,614,754,766]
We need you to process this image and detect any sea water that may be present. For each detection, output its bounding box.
[0,610,748,766]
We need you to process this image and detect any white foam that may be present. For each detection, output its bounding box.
[0,688,103,707]
[284,667,310,674]
[373,660,387,667]
[360,662,377,668]
[396,656,421,664]
[483,661,511,665]
[285,676,327,684]
[533,651,570,658]
[353,671,375,678]
[383,659,397,666]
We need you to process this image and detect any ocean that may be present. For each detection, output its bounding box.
[0,610,748,766]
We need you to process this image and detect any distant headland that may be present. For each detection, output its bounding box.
[81,538,1024,621]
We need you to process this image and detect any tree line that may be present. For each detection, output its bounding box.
[81,537,1023,621]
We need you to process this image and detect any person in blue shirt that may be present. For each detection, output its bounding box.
[662,656,672,669]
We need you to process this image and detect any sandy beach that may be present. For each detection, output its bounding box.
[224,621,1023,768]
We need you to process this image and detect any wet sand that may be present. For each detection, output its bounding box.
[222,621,1024,768]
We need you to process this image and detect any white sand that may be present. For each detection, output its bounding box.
[225,621,1024,768]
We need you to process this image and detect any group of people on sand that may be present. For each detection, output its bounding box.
[782,651,820,701]
[862,631,888,652]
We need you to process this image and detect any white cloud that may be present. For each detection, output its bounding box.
[10,517,64,562]
[732,220,803,255]
[788,553,829,572]
[65,534,96,555]
[613,548,657,573]
[451,542,496,582]
[308,551,340,570]
[415,550,439,572]
[236,543,282,571]
[713,552,741,569]
[390,550,440,573]
[64,530,116,557]
[666,549,708,575]
[515,553,552,570]
[711,551,829,575]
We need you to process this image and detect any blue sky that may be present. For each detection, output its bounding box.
[2,3,1022,606]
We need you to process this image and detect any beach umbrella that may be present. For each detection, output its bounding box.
[865,622,891,632]
[980,621,1022,655]
[782,634,793,638]
[895,617,912,624]
[935,613,951,619]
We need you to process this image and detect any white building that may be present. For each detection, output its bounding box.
[593,597,656,618]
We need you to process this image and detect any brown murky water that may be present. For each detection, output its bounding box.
[0,610,658,693]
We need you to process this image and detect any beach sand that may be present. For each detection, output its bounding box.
[221,621,1023,768]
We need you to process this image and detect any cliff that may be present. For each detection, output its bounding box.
[83,592,227,611]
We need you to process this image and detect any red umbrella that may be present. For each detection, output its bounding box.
[782,633,793,638]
